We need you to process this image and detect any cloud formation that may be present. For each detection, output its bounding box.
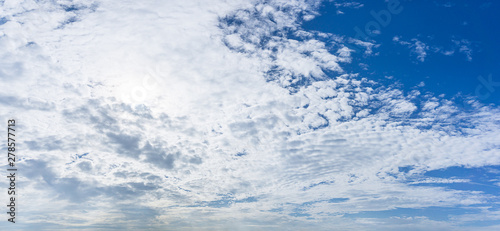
[0,0,499,230]
[393,36,474,62]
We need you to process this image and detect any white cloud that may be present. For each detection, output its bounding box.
[0,0,499,230]
[334,2,364,9]
[408,178,471,184]
[454,39,473,61]
[393,37,429,62]
[394,36,474,62]
[348,38,379,55]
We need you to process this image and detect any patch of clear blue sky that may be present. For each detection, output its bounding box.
[420,165,500,195]
[339,165,500,223]
[398,165,500,195]
[302,0,500,105]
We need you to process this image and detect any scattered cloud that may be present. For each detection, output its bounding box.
[453,39,473,61]
[0,0,499,230]
[393,36,429,62]
[393,36,474,62]
[334,1,364,9]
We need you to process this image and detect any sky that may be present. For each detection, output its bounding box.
[0,0,499,230]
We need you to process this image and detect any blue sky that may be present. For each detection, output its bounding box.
[304,0,500,106]
[0,0,499,230]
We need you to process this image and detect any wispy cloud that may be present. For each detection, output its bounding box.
[393,36,429,62]
[393,36,474,62]
[334,1,365,9]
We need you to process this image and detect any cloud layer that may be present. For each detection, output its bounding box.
[0,0,499,230]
